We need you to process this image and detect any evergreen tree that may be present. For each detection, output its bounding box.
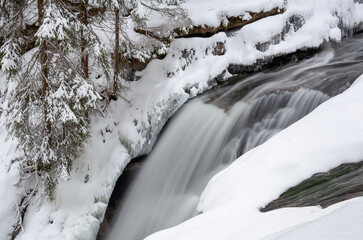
[4,0,101,200]
[0,0,27,79]
[76,0,110,79]
[98,0,184,99]
[101,0,137,99]
[0,2,192,235]
[1,0,187,202]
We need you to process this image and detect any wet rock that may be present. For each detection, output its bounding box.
[121,53,166,81]
[256,15,305,52]
[261,161,363,212]
[228,48,319,75]
[212,41,226,56]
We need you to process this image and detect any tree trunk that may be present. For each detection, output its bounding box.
[80,0,89,79]
[37,0,47,88]
[37,0,51,134]
[113,7,120,95]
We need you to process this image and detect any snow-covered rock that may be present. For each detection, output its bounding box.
[139,0,286,39]
[0,131,21,240]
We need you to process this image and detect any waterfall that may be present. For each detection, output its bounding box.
[108,88,328,240]
[108,33,363,240]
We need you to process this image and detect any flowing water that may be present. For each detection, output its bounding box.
[107,33,363,240]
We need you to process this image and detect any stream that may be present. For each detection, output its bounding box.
[105,33,363,240]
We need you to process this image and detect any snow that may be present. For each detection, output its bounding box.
[147,197,363,240]
[0,120,22,240]
[140,0,285,32]
[145,74,363,240]
[0,0,363,240]
[266,198,363,240]
[180,0,286,27]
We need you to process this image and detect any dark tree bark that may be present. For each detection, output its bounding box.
[113,7,120,95]
[80,0,89,79]
[37,0,51,134]
[37,0,48,89]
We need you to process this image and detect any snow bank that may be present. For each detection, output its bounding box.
[0,129,21,240]
[181,0,285,27]
[145,74,363,240]
[147,197,363,240]
[140,0,285,36]
[1,0,363,240]
[266,197,363,240]
[227,0,363,66]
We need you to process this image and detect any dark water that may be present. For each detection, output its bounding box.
[104,33,363,240]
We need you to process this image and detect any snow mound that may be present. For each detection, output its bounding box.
[181,0,285,28]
